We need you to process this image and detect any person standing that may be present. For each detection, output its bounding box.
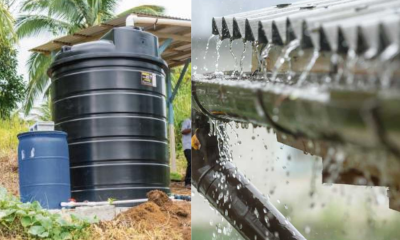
[181,118,191,189]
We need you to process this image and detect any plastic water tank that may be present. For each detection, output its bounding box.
[48,27,170,202]
[17,131,70,209]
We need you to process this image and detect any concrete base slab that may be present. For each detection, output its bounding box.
[49,205,130,221]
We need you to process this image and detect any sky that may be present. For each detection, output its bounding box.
[12,0,191,88]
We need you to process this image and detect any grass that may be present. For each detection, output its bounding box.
[0,116,29,158]
[88,219,184,240]
[0,117,29,197]
[170,172,183,182]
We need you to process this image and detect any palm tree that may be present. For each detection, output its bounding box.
[0,0,16,46]
[16,1,165,116]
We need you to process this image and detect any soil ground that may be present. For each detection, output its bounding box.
[0,153,192,240]
[91,190,191,240]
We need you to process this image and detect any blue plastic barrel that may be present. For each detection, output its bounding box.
[17,131,71,209]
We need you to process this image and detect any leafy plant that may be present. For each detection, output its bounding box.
[170,172,183,182]
[0,46,25,119]
[107,198,116,205]
[0,187,97,239]
[117,5,166,17]
[0,0,16,46]
[32,97,52,121]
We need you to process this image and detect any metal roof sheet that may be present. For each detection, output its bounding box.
[31,12,191,68]
[212,0,400,55]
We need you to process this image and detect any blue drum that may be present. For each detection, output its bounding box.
[17,131,70,209]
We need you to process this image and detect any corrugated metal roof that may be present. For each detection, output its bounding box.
[212,0,400,54]
[31,12,191,68]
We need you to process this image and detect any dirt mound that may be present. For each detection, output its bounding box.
[148,190,172,207]
[115,190,191,240]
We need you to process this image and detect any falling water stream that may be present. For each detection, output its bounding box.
[271,40,300,81]
[204,35,216,60]
[378,44,400,88]
[239,41,248,76]
[229,40,239,75]
[260,43,274,79]
[297,49,319,86]
[344,49,358,85]
[215,39,223,72]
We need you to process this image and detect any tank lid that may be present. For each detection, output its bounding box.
[48,27,168,77]
[18,131,67,139]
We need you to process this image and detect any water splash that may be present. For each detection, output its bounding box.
[215,39,223,72]
[344,49,358,85]
[229,40,239,76]
[380,61,397,89]
[271,40,300,81]
[297,49,319,85]
[260,43,274,79]
[379,44,399,88]
[204,35,216,60]
[239,41,248,76]
[253,43,261,73]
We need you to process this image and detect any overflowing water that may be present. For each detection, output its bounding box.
[239,41,248,76]
[271,40,300,81]
[202,31,400,91]
[204,35,216,60]
[296,49,319,86]
[215,39,223,72]
[229,40,239,75]
[194,29,400,240]
[344,49,358,85]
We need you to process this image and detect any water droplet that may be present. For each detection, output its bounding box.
[254,208,259,218]
[218,192,223,200]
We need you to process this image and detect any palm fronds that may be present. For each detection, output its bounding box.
[117,5,166,17]
[0,0,16,45]
[15,15,71,39]
[23,52,52,116]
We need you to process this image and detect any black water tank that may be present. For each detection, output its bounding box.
[48,27,170,202]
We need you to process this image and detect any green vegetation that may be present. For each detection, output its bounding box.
[0,1,25,120]
[0,0,16,46]
[170,172,183,182]
[0,187,96,240]
[117,5,166,16]
[0,117,29,158]
[0,47,25,120]
[170,65,191,174]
